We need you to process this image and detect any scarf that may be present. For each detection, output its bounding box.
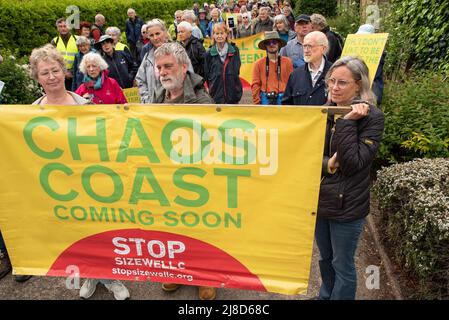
[83,72,103,90]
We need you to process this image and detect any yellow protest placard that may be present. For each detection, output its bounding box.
[0,104,327,295]
[123,87,140,103]
[341,33,389,85]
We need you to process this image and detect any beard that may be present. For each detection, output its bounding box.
[160,71,185,91]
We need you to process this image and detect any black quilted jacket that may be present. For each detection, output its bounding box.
[317,101,385,222]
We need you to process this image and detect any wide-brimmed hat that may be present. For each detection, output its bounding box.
[94,34,114,50]
[258,31,286,50]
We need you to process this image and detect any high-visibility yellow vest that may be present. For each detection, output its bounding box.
[115,42,129,52]
[52,34,78,69]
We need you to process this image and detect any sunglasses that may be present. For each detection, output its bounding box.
[267,40,279,46]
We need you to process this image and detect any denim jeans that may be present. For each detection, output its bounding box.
[0,231,6,253]
[314,217,365,300]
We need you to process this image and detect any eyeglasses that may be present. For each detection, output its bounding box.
[38,68,63,78]
[326,78,356,89]
[303,44,323,50]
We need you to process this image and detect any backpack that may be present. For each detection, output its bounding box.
[330,30,344,54]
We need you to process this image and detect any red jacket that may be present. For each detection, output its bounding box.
[75,70,128,104]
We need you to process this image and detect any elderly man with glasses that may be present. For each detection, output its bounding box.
[282,31,332,106]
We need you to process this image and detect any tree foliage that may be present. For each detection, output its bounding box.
[0,0,196,58]
[384,0,449,75]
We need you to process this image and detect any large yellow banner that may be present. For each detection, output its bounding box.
[341,33,389,86]
[204,33,266,89]
[0,104,327,295]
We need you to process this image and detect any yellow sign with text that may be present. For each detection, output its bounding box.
[341,33,389,85]
[123,87,140,103]
[0,104,326,295]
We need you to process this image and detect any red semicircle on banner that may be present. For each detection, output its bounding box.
[47,229,266,291]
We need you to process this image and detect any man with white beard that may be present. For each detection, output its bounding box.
[153,42,213,104]
[152,42,217,300]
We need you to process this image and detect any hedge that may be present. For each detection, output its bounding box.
[293,0,338,18]
[373,158,449,299]
[376,71,449,166]
[0,0,196,58]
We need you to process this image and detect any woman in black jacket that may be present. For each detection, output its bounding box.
[203,23,243,104]
[316,56,384,300]
[177,21,206,78]
[95,35,138,89]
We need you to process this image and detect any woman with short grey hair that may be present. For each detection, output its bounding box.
[30,44,86,105]
[72,36,96,91]
[273,14,296,42]
[106,26,131,56]
[237,12,252,38]
[315,55,384,300]
[75,52,127,104]
[135,19,171,103]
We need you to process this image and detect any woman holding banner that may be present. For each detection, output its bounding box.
[316,56,384,300]
[29,45,130,300]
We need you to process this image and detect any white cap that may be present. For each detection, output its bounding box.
[356,24,375,34]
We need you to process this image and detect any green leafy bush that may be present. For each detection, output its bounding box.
[327,1,360,39]
[373,158,449,299]
[294,0,338,18]
[383,0,449,75]
[377,71,449,165]
[0,0,196,58]
[0,52,42,104]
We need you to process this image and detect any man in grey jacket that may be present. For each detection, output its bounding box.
[153,42,216,300]
[153,42,212,104]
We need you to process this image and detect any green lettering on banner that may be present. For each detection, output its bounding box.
[161,118,210,163]
[137,210,154,225]
[224,212,241,228]
[214,168,251,208]
[129,167,169,206]
[40,163,78,201]
[163,211,178,226]
[89,206,110,222]
[23,117,63,159]
[173,167,209,207]
[218,119,256,165]
[116,118,160,163]
[181,211,200,227]
[54,205,69,220]
[202,211,221,228]
[82,165,123,203]
[68,117,109,161]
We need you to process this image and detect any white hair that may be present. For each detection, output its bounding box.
[105,26,121,37]
[177,21,193,32]
[154,42,190,66]
[76,36,91,46]
[127,8,135,15]
[182,10,197,23]
[79,52,109,74]
[95,14,105,23]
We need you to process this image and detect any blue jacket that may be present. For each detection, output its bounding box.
[126,17,145,45]
[282,59,332,106]
[71,48,97,92]
[204,43,243,104]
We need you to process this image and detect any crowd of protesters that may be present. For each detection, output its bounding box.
[0,0,386,301]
